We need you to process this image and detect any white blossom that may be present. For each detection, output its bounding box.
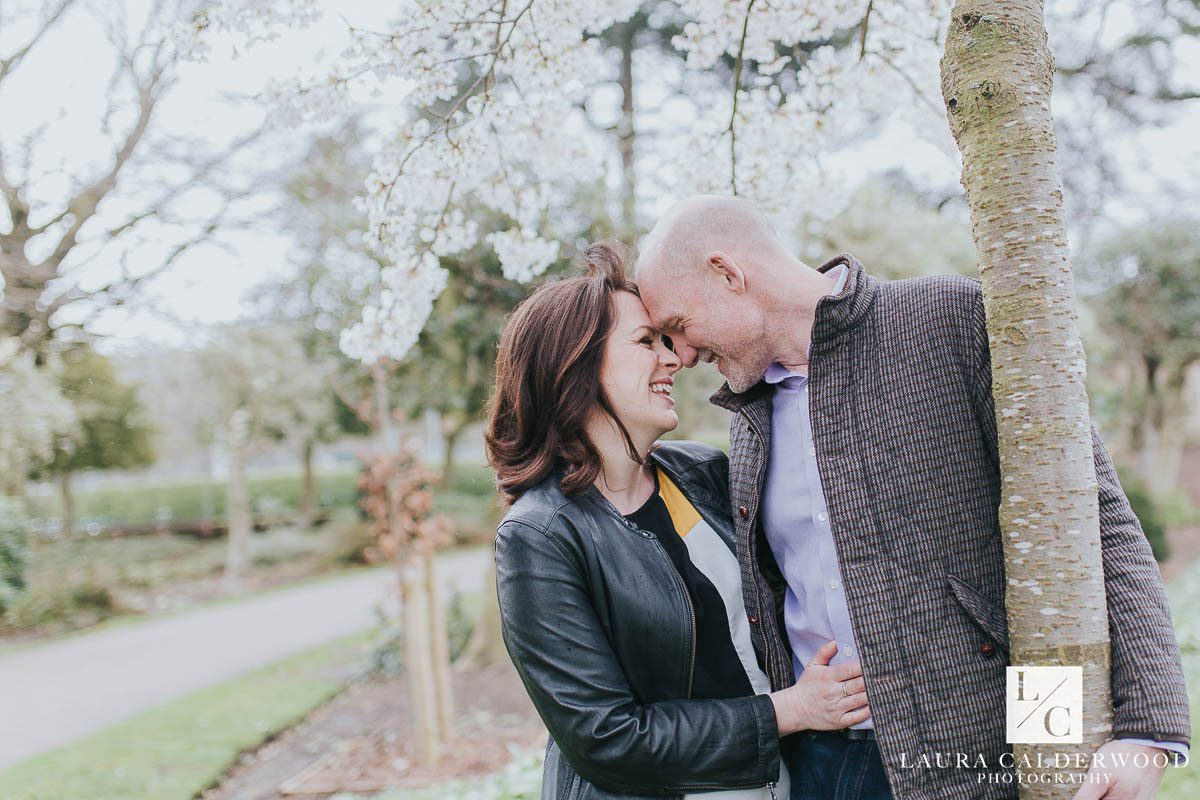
[191,1,956,365]
[486,228,561,284]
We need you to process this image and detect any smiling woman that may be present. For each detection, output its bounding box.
[482,243,870,800]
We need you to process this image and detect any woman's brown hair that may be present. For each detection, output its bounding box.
[484,241,645,505]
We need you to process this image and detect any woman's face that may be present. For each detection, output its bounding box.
[598,291,682,445]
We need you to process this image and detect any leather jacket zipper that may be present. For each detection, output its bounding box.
[649,534,697,698]
[679,780,777,798]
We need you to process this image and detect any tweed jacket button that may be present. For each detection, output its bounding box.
[980,642,997,657]
[738,506,749,519]
[748,614,759,625]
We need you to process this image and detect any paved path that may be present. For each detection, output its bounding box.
[0,548,490,770]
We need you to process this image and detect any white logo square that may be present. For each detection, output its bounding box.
[1006,666,1083,744]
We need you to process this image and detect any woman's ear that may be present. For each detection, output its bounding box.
[707,251,747,295]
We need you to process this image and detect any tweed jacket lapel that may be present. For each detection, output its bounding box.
[709,254,876,690]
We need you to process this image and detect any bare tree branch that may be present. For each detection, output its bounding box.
[727,0,757,195]
[0,0,75,84]
[858,0,874,62]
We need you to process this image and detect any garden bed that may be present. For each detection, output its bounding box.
[201,663,544,800]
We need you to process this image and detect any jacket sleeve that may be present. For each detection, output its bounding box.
[960,283,1190,747]
[495,518,782,796]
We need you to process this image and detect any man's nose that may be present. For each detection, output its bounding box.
[675,342,699,368]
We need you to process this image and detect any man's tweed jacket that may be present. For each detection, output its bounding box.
[711,254,1189,799]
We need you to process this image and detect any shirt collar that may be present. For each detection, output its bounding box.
[761,263,850,385]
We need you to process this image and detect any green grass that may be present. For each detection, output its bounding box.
[4,466,500,637]
[0,522,363,637]
[0,630,373,800]
[24,464,498,533]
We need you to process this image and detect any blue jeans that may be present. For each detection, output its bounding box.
[785,731,894,800]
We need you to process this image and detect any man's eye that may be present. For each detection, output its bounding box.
[660,334,674,352]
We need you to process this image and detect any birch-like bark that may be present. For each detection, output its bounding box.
[941,1,1112,793]
[424,550,456,738]
[400,554,442,766]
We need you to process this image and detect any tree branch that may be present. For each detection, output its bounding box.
[727,0,757,195]
[0,0,75,85]
[858,0,874,62]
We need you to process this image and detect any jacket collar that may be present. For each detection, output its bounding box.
[710,252,876,412]
[575,450,728,535]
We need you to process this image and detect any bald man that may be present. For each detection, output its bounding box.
[635,195,1188,800]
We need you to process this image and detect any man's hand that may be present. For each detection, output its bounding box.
[769,640,869,735]
[1073,741,1168,800]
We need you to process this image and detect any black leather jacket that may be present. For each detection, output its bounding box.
[495,441,782,799]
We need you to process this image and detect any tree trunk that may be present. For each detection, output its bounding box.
[373,363,447,763]
[224,413,253,592]
[400,552,442,766]
[424,550,456,738]
[1137,358,1188,494]
[440,419,464,489]
[942,2,1112,794]
[299,438,317,528]
[615,19,637,237]
[58,471,75,539]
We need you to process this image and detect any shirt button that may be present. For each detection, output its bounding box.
[808,447,816,456]
[818,512,828,522]
[828,579,840,591]
[738,506,749,519]
[844,646,855,657]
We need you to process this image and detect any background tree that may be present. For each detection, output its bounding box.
[0,497,32,615]
[29,344,156,537]
[1083,220,1200,497]
[0,0,266,354]
[941,0,1113,789]
[0,338,75,497]
[815,177,977,280]
[200,325,336,589]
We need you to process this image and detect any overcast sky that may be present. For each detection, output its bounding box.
[3,0,1197,353]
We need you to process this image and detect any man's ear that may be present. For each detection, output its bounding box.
[707,251,747,295]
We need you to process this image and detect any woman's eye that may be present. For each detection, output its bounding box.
[639,337,654,346]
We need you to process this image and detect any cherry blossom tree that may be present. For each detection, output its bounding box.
[186,1,1195,369]
[185,0,949,366]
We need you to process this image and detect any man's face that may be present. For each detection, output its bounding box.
[639,267,769,394]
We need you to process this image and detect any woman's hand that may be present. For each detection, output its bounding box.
[769,640,870,735]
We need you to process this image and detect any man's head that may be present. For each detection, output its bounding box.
[636,194,797,393]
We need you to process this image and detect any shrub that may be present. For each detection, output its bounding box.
[368,591,477,676]
[0,497,30,614]
[325,507,376,565]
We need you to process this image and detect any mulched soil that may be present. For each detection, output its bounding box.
[200,663,545,800]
